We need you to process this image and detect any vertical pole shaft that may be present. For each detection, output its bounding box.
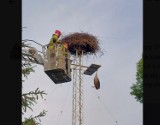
[79,51,83,125]
[72,50,84,125]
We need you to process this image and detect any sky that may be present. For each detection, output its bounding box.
[22,0,143,125]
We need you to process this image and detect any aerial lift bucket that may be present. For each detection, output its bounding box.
[42,45,71,84]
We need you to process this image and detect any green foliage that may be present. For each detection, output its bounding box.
[22,110,47,125]
[130,58,143,103]
[22,56,35,79]
[22,88,47,114]
[22,42,47,125]
[22,67,35,78]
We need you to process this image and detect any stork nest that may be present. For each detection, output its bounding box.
[60,32,100,56]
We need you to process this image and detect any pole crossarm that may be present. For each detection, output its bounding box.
[71,64,89,69]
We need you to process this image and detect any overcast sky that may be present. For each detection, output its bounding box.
[22,0,143,125]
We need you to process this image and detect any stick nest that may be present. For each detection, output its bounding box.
[60,32,100,56]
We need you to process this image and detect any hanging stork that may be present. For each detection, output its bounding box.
[94,72,100,90]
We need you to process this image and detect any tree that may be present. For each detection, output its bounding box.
[130,58,143,103]
[22,42,47,125]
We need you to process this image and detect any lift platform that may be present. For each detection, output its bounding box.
[45,68,71,84]
[43,45,72,84]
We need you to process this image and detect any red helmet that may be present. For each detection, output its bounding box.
[54,30,62,37]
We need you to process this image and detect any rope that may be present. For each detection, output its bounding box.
[96,93,118,124]
[87,82,118,125]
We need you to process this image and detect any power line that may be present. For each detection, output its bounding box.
[57,85,71,125]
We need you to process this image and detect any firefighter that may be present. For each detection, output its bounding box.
[62,42,70,75]
[57,42,68,69]
[57,41,71,77]
[47,30,62,50]
[47,30,62,69]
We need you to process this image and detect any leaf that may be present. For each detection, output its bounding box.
[35,88,39,93]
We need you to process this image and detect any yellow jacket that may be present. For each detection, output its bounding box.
[47,34,59,50]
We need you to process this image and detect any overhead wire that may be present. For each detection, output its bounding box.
[23,39,43,47]
[46,84,67,107]
[56,84,71,125]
